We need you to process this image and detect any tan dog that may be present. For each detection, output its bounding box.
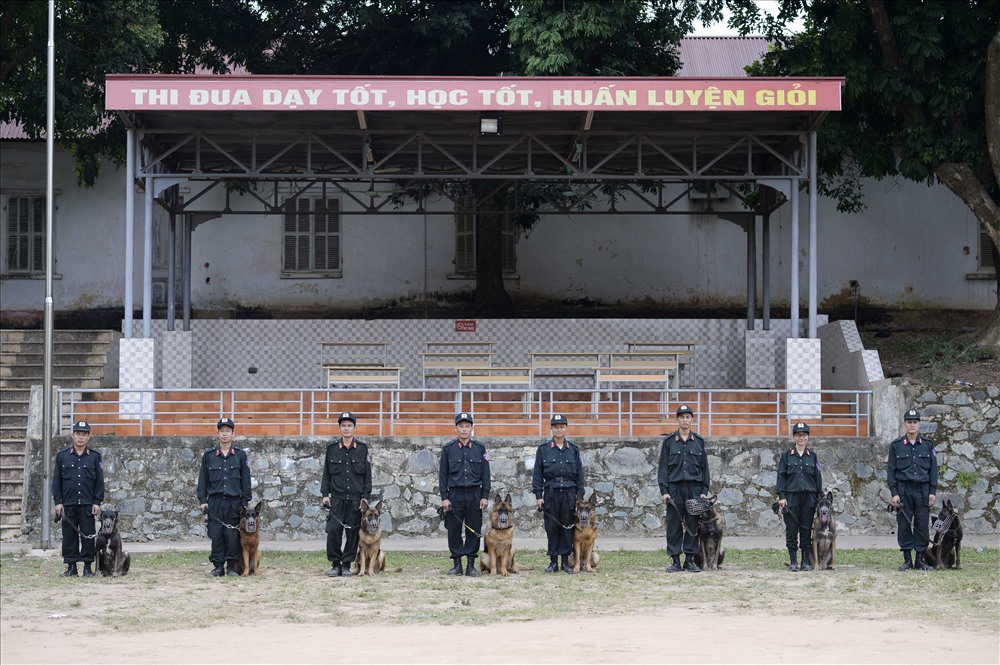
[355,499,388,575]
[479,493,517,576]
[567,492,600,573]
[234,501,262,576]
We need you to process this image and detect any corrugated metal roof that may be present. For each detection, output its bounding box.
[677,37,770,77]
[0,121,31,140]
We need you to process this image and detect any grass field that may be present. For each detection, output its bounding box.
[2,547,998,634]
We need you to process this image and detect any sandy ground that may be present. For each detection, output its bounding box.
[3,612,998,664]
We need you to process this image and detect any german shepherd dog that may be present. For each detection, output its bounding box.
[234,501,262,576]
[95,508,130,577]
[811,491,837,570]
[480,493,517,576]
[925,499,963,570]
[567,492,600,573]
[355,499,389,575]
[692,495,725,570]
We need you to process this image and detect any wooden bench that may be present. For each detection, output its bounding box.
[624,343,697,387]
[322,365,404,389]
[527,352,601,390]
[420,341,497,388]
[456,366,532,412]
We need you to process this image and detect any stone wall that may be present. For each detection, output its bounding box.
[24,420,998,543]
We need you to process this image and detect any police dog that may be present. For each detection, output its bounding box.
[567,492,600,573]
[234,501,262,576]
[811,491,837,570]
[355,499,388,575]
[95,508,130,577]
[480,493,517,576]
[692,495,725,570]
[925,499,963,570]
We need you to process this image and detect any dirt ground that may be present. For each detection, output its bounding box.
[3,612,998,664]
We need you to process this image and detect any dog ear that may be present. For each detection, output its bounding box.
[494,493,502,503]
[239,504,247,515]
[587,491,596,504]
[254,501,263,513]
[826,490,834,502]
[360,498,369,511]
[504,493,512,503]
[944,499,953,510]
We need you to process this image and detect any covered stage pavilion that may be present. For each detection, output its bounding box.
[90,75,870,438]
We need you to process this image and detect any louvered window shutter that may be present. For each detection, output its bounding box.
[455,210,476,274]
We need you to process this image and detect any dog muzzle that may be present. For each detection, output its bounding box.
[686,498,711,515]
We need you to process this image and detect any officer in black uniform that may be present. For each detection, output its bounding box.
[533,414,585,574]
[321,411,372,577]
[52,420,104,577]
[439,412,491,576]
[887,408,938,571]
[657,404,710,573]
[776,422,823,571]
[197,417,252,577]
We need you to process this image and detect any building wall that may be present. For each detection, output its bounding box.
[2,142,994,314]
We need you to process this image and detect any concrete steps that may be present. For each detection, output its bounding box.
[0,329,120,540]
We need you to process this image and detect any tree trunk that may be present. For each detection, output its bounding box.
[473,210,514,314]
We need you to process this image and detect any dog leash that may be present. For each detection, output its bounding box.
[326,506,361,531]
[204,510,241,530]
[54,513,99,540]
[885,502,934,543]
[537,506,576,530]
[663,499,693,537]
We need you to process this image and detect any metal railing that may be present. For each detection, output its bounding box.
[57,388,873,438]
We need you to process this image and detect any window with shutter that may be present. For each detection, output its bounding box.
[980,228,996,271]
[281,189,341,276]
[2,194,48,275]
[454,207,517,276]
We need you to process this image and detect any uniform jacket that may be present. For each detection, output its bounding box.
[439,439,491,501]
[532,439,585,498]
[321,438,372,501]
[887,435,938,496]
[197,445,252,504]
[657,430,710,495]
[776,446,823,498]
[52,446,104,505]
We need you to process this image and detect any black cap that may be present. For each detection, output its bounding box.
[792,422,810,434]
[338,411,357,425]
[72,420,91,433]
[676,405,695,417]
[455,412,474,425]
[903,409,921,421]
[217,417,236,430]
[550,414,568,425]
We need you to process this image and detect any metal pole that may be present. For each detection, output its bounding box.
[124,129,135,338]
[166,201,176,331]
[746,214,756,331]
[790,177,800,338]
[183,213,192,330]
[808,131,818,338]
[762,207,771,331]
[143,178,153,338]
[40,0,56,549]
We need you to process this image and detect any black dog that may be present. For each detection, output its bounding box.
[95,509,130,577]
[924,499,963,569]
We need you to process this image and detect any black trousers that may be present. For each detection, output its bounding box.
[445,487,482,558]
[326,496,362,564]
[207,495,241,566]
[783,492,818,552]
[896,482,931,552]
[61,504,96,564]
[543,487,577,557]
[665,482,701,557]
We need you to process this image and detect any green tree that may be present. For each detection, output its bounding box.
[727,0,1000,348]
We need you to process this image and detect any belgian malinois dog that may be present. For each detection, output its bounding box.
[692,495,725,570]
[234,501,262,576]
[924,499,963,570]
[95,508,130,577]
[480,493,517,576]
[811,491,837,570]
[567,492,599,573]
[355,499,389,575]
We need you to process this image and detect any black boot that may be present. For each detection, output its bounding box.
[82,562,95,578]
[226,561,239,577]
[209,563,225,577]
[340,562,354,577]
[666,555,681,573]
[788,549,798,572]
[560,555,574,574]
[326,563,341,577]
[62,563,79,577]
[914,552,934,571]
[465,556,481,577]
[898,550,913,571]
[446,558,463,576]
[545,556,558,573]
[683,555,701,573]
[800,550,813,572]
